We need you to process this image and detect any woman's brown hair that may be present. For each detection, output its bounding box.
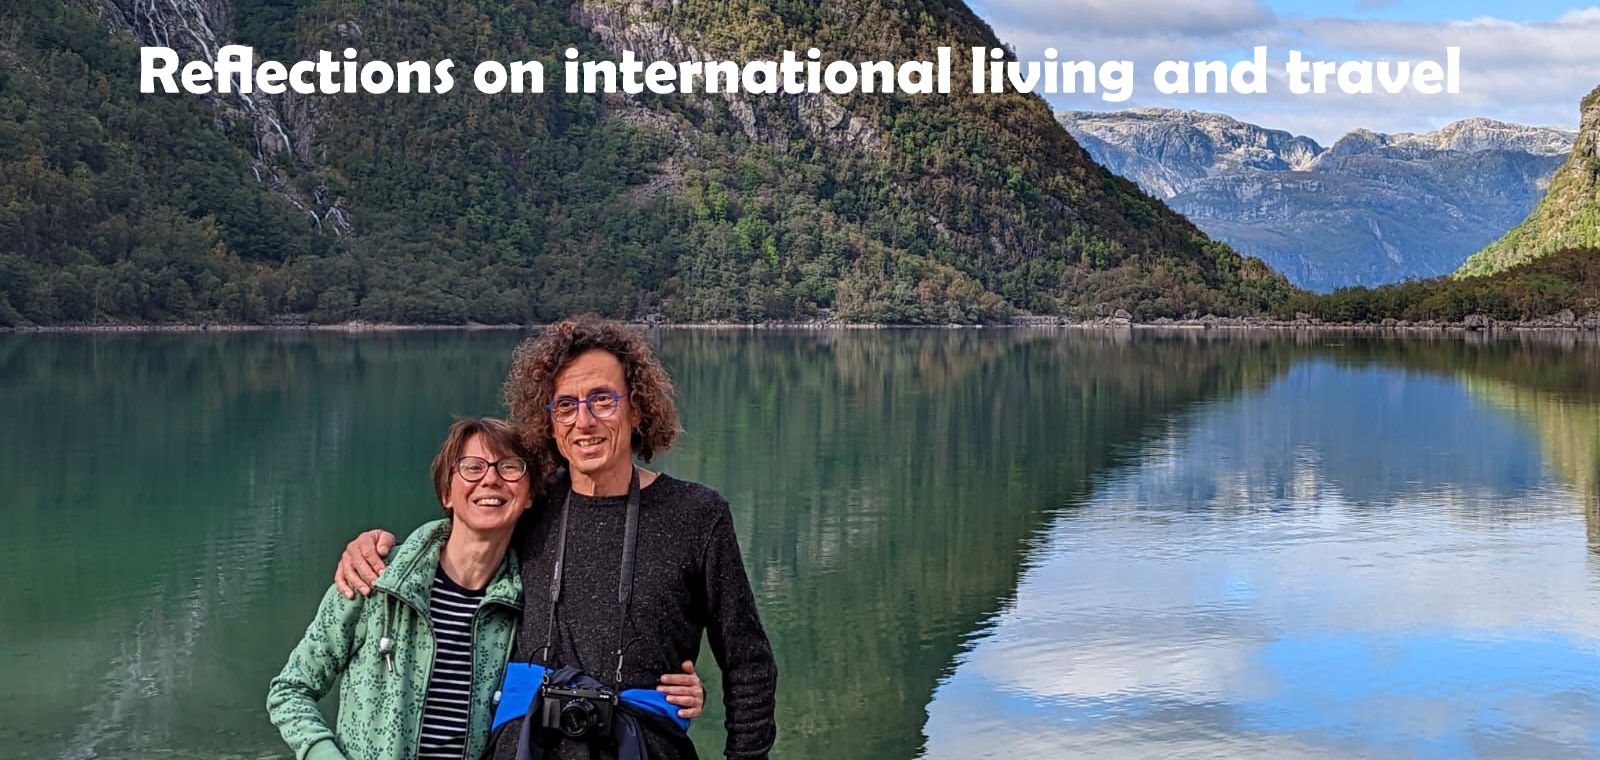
[430,417,531,512]
[503,316,680,478]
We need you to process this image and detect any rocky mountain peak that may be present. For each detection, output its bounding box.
[1057,108,1322,197]
[1059,107,1575,291]
[1577,84,1600,162]
[1392,117,1577,156]
[1318,128,1388,160]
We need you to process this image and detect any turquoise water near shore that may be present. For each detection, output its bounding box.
[2,329,1598,759]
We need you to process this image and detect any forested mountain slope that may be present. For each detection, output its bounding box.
[1460,85,1600,278]
[0,0,1293,325]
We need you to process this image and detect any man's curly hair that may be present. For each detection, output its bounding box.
[503,315,680,478]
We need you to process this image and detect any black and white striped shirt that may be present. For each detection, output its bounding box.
[418,568,484,759]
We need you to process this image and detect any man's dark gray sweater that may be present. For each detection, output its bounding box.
[489,473,778,760]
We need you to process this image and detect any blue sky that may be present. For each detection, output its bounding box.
[966,0,1600,143]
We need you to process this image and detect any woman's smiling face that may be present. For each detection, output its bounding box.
[445,433,532,535]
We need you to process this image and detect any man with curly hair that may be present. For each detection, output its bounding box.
[334,316,778,760]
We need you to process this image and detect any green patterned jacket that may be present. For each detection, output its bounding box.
[267,519,522,760]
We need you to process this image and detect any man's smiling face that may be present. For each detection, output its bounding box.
[550,349,638,490]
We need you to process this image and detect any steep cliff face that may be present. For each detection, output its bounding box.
[1060,109,1573,291]
[69,0,347,234]
[1459,86,1600,277]
[567,0,883,153]
[0,0,349,325]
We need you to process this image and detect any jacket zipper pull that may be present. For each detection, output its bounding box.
[380,635,394,673]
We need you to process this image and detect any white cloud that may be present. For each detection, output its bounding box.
[1555,6,1600,22]
[1294,15,1600,64]
[976,1,1600,142]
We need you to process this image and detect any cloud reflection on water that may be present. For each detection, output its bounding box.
[923,358,1600,759]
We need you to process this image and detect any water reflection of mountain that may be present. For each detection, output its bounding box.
[921,334,1600,759]
[1465,378,1600,549]
[1321,334,1600,546]
[655,329,1296,759]
[1166,334,1600,529]
[1099,359,1552,515]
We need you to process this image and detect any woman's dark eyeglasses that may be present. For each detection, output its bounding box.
[455,456,529,482]
[545,392,623,424]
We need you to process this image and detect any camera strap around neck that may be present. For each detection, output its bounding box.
[540,467,641,691]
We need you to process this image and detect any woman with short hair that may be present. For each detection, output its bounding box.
[269,417,704,760]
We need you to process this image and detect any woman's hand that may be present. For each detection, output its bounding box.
[657,660,705,719]
[334,529,396,599]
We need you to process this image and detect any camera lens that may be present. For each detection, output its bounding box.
[559,699,598,738]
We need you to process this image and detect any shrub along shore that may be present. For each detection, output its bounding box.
[7,249,1598,333]
[9,316,1600,333]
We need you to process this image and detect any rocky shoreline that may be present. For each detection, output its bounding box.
[7,311,1600,333]
[0,321,523,334]
[1014,308,1600,332]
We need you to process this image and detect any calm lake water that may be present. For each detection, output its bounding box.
[2,329,1599,759]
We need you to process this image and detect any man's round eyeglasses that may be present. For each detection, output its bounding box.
[455,456,529,482]
[546,392,623,424]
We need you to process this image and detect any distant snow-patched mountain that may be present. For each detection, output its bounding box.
[1058,108,1575,291]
